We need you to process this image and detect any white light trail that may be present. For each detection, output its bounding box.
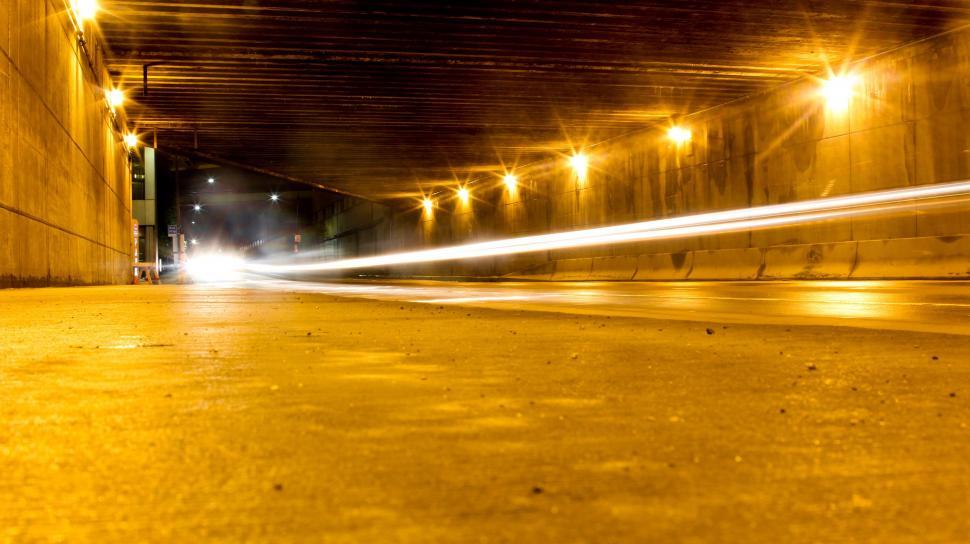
[246,180,970,274]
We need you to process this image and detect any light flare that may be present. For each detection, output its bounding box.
[246,180,970,274]
[820,74,860,112]
[457,187,470,205]
[504,173,518,191]
[73,0,98,21]
[107,88,125,109]
[667,126,692,145]
[569,153,588,181]
[186,253,245,283]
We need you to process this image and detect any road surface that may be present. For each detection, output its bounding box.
[2,281,969,542]
[245,278,970,336]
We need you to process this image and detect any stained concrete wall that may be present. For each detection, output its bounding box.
[311,25,970,280]
[0,1,132,287]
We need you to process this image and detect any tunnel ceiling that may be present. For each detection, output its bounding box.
[100,1,968,201]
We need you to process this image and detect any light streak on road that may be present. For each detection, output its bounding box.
[223,278,970,336]
[246,180,970,274]
[420,295,535,304]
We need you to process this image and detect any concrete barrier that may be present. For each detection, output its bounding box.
[687,248,764,280]
[505,235,969,282]
[589,256,638,280]
[503,262,556,281]
[759,242,857,279]
[452,257,496,278]
[633,251,693,280]
[550,257,593,281]
[852,235,970,278]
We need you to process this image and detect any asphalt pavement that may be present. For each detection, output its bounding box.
[1,282,969,542]
[246,278,970,336]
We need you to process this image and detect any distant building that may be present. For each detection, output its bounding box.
[132,148,159,268]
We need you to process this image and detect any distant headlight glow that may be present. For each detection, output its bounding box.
[185,254,245,283]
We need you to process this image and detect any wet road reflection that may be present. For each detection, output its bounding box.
[235,278,970,335]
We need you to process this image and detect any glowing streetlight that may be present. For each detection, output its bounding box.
[667,126,692,145]
[820,73,860,112]
[191,238,199,245]
[73,0,98,22]
[193,204,202,212]
[569,153,588,181]
[124,132,138,148]
[457,187,470,205]
[270,193,280,202]
[107,88,124,109]
[503,173,518,191]
[207,177,215,184]
[422,197,434,215]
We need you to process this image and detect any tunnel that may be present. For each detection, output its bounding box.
[3,1,970,541]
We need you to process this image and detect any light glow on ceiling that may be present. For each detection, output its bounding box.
[820,73,860,112]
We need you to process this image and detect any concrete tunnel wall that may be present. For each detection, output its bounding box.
[0,1,133,287]
[311,25,970,280]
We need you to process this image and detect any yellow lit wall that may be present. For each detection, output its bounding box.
[0,1,133,286]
